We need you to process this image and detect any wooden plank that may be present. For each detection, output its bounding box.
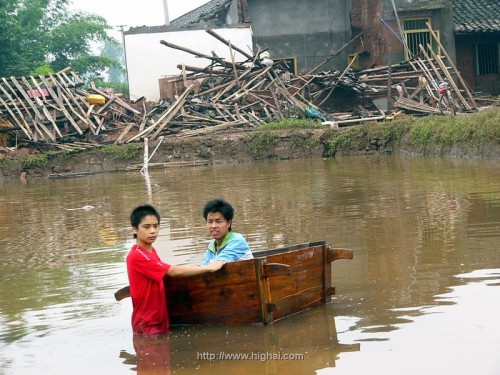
[418,44,446,82]
[268,285,324,322]
[90,83,142,115]
[205,26,254,60]
[426,45,471,110]
[408,60,439,102]
[426,23,477,109]
[126,84,194,142]
[228,41,242,88]
[116,122,137,143]
[323,245,332,302]
[6,77,54,140]
[178,120,249,137]
[160,39,237,70]
[165,258,263,325]
[150,86,193,139]
[0,83,33,138]
[167,281,263,325]
[267,265,323,302]
[22,77,62,138]
[68,70,85,85]
[52,73,94,129]
[37,75,84,135]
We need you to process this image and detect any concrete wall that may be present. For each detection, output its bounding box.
[124,26,253,101]
[246,0,352,73]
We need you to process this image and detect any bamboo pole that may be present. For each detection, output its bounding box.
[317,54,357,107]
[228,41,241,88]
[426,23,477,109]
[0,84,33,138]
[22,77,62,138]
[205,26,254,60]
[37,75,83,135]
[160,40,237,69]
[126,84,195,142]
[7,77,55,140]
[426,45,470,110]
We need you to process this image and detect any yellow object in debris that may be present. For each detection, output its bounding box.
[86,94,106,105]
[386,110,402,120]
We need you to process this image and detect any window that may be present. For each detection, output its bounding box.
[475,42,499,75]
[402,18,439,60]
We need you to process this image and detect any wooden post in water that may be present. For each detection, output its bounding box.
[142,138,149,174]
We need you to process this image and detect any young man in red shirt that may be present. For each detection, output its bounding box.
[127,204,224,335]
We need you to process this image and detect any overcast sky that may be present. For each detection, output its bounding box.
[70,0,210,30]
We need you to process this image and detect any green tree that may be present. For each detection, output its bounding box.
[0,0,120,78]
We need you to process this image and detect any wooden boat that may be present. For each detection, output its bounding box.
[115,240,353,325]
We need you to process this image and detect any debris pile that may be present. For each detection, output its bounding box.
[0,68,142,150]
[0,25,490,151]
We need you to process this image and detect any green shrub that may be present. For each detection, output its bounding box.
[20,154,48,169]
[101,143,140,160]
[247,131,280,156]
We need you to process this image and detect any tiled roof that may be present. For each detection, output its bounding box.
[170,0,233,26]
[453,0,500,33]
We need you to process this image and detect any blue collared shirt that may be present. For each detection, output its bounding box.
[200,231,253,265]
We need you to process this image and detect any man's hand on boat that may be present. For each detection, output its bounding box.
[166,261,226,277]
[204,260,226,272]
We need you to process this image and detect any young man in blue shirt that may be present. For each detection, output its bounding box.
[200,199,253,265]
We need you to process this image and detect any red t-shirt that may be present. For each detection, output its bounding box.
[126,244,171,334]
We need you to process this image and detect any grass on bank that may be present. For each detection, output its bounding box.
[253,108,500,156]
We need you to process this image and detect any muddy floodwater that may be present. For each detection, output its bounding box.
[0,156,499,375]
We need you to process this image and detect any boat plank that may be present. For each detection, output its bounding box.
[167,281,263,325]
[267,265,323,300]
[165,258,264,325]
[268,286,324,321]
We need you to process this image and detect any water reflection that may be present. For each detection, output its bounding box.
[120,306,360,375]
[0,156,499,374]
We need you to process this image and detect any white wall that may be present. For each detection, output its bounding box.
[125,26,253,101]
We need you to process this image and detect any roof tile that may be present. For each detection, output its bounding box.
[453,0,500,33]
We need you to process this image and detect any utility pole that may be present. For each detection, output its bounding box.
[162,0,170,25]
[116,25,130,95]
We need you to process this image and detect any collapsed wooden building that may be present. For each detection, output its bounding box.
[0,26,490,151]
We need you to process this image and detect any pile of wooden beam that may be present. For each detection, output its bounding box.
[357,26,477,116]
[117,29,378,141]
[1,24,486,151]
[0,68,142,150]
[117,26,481,141]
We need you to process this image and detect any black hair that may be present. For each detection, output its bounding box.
[130,204,160,238]
[203,198,234,229]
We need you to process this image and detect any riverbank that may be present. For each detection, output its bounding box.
[1,108,498,181]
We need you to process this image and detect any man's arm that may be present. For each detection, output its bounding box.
[167,261,225,277]
[114,262,225,301]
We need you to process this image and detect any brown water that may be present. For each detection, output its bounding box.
[0,156,499,375]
